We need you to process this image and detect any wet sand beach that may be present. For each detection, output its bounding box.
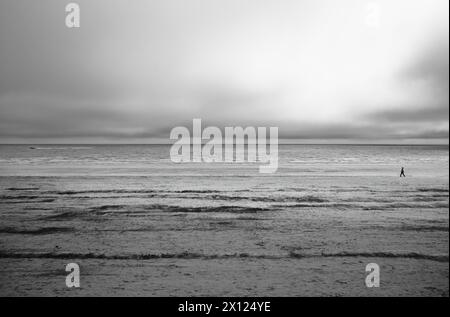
[0,145,448,296]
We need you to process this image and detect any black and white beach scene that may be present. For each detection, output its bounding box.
[0,0,448,297]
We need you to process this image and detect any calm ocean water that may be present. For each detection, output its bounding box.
[0,145,448,296]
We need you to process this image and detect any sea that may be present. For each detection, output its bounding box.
[0,144,448,296]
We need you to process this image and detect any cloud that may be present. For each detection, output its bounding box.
[367,104,448,123]
[0,0,448,143]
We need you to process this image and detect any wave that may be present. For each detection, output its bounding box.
[46,189,241,195]
[362,202,449,210]
[175,190,222,194]
[0,251,447,263]
[0,227,74,235]
[89,205,271,214]
[0,195,41,200]
[356,224,449,232]
[276,188,308,192]
[398,225,449,232]
[207,195,328,203]
[413,195,449,202]
[29,147,93,150]
[0,252,280,260]
[316,252,449,263]
[0,197,56,204]
[272,203,351,209]
[6,187,40,191]
[36,190,329,204]
[44,201,447,220]
[42,210,85,221]
[417,188,449,193]
[50,189,159,195]
[42,205,271,220]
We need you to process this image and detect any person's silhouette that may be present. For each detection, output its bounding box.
[400,167,406,177]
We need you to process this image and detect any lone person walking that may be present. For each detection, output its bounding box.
[400,167,406,177]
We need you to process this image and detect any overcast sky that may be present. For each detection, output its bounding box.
[0,0,448,143]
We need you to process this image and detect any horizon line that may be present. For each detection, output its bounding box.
[1,143,448,146]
